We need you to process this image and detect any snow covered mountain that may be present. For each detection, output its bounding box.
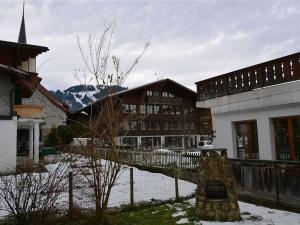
[50,84,127,112]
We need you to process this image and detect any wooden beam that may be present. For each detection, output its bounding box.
[247,122,254,159]
[288,118,295,160]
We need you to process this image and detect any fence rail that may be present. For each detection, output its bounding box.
[99,149,226,170]
[229,159,300,210]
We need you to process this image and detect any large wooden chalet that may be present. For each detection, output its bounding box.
[72,78,212,150]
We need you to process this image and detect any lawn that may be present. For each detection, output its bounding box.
[34,198,300,225]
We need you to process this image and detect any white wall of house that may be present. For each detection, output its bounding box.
[0,117,17,172]
[0,73,14,116]
[196,80,300,159]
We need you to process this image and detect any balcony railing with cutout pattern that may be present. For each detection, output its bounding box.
[196,52,300,101]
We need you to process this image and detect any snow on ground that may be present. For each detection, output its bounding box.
[176,218,190,224]
[185,198,300,225]
[1,156,299,225]
[73,165,197,208]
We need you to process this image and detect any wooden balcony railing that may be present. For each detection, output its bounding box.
[146,96,183,105]
[196,52,300,101]
[13,104,44,119]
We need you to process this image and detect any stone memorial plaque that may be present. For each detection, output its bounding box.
[205,181,227,200]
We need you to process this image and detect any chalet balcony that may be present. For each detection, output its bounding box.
[13,104,44,119]
[146,96,183,105]
[196,52,300,101]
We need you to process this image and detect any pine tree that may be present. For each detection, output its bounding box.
[45,126,61,148]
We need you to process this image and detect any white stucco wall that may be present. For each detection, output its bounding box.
[196,80,300,160]
[0,117,17,173]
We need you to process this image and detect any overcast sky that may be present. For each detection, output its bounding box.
[1,0,300,91]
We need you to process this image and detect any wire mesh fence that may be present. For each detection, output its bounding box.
[68,163,197,212]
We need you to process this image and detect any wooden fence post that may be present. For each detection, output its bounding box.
[174,165,179,201]
[130,167,134,207]
[68,171,73,218]
[274,162,280,205]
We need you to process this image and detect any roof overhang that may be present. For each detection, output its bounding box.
[0,63,41,98]
[0,40,49,65]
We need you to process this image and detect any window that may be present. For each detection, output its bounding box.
[185,121,195,129]
[165,136,183,148]
[191,122,195,129]
[184,106,194,114]
[151,121,160,130]
[162,92,168,97]
[123,104,130,113]
[153,105,160,114]
[122,121,129,130]
[144,121,151,130]
[141,121,146,130]
[162,92,174,98]
[153,91,160,96]
[14,86,22,105]
[146,90,153,96]
[122,137,138,149]
[147,105,153,114]
[175,106,181,115]
[169,106,176,114]
[123,104,137,113]
[164,121,169,130]
[168,93,175,98]
[131,105,136,113]
[140,105,146,114]
[129,121,137,130]
[235,121,259,159]
[162,105,169,114]
[274,117,300,160]
[173,121,179,130]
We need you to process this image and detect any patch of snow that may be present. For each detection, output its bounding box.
[176,218,189,224]
[186,198,300,225]
[172,211,186,217]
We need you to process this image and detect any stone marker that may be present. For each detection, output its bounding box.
[195,149,241,221]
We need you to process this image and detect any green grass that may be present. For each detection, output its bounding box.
[107,204,177,225]
[1,200,203,225]
[107,200,202,225]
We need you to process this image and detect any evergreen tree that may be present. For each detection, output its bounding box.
[45,126,61,148]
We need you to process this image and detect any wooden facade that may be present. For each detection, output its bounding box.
[73,79,212,150]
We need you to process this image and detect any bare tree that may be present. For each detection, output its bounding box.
[0,155,72,225]
[71,22,149,224]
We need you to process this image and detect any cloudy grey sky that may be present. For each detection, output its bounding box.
[1,0,300,91]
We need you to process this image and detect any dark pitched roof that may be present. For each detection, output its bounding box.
[0,63,41,98]
[0,63,29,77]
[37,84,70,113]
[117,78,196,97]
[18,3,27,44]
[0,40,49,55]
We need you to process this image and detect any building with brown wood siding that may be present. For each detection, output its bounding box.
[72,78,212,150]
